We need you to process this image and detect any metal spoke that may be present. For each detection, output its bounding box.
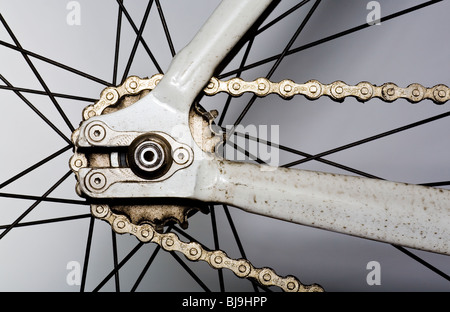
[80,216,95,292]
[0,85,96,102]
[131,244,161,292]
[0,145,72,189]
[0,192,87,205]
[0,213,90,230]
[0,40,111,86]
[0,74,72,145]
[93,241,144,292]
[210,206,225,292]
[116,0,163,74]
[0,170,72,240]
[111,230,120,292]
[231,0,321,128]
[130,226,172,292]
[219,0,443,79]
[218,38,254,127]
[112,0,123,86]
[155,0,176,57]
[392,245,450,282]
[169,251,211,292]
[223,204,259,292]
[254,0,311,37]
[283,111,450,168]
[0,14,75,132]
[121,0,155,83]
[227,129,380,179]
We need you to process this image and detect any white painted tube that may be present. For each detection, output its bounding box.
[195,159,450,255]
[149,0,273,112]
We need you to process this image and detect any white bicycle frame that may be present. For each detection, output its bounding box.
[77,0,449,255]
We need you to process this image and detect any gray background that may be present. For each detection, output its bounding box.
[0,0,449,291]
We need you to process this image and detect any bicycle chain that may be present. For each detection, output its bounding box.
[73,74,448,292]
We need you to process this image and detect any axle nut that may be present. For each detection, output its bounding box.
[127,133,173,180]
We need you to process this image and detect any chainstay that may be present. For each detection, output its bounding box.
[90,204,323,292]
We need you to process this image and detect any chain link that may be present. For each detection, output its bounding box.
[91,204,323,292]
[73,74,449,292]
[205,77,450,104]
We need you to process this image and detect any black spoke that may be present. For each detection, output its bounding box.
[121,0,155,82]
[111,230,120,292]
[218,38,255,127]
[219,0,443,79]
[231,0,321,128]
[0,145,72,189]
[0,170,72,240]
[0,14,75,132]
[421,181,450,187]
[223,204,259,292]
[80,216,95,292]
[155,0,176,57]
[93,241,144,292]
[0,74,72,145]
[130,226,172,292]
[210,206,225,292]
[0,192,87,205]
[392,245,450,282]
[226,140,266,165]
[0,85,96,102]
[112,0,123,86]
[170,251,211,292]
[131,244,162,292]
[0,40,111,86]
[283,111,450,168]
[171,226,210,250]
[255,0,311,37]
[116,0,163,74]
[0,213,90,230]
[227,129,381,179]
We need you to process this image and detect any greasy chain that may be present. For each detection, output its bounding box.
[75,74,449,292]
[82,74,449,119]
